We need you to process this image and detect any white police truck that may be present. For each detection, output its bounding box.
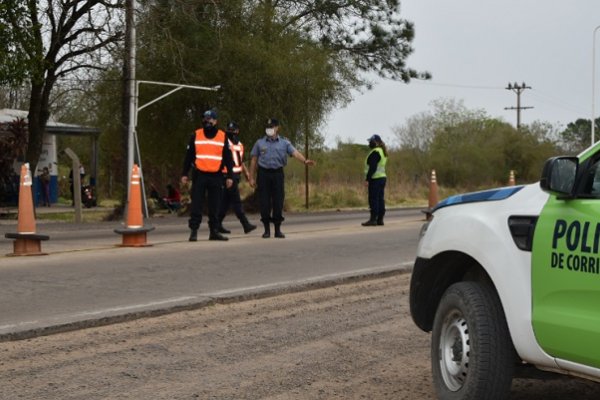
[410,144,600,399]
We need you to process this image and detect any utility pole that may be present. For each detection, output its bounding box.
[504,82,533,129]
[122,0,136,208]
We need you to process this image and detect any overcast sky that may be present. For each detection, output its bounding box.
[322,0,600,147]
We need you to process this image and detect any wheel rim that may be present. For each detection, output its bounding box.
[438,309,470,391]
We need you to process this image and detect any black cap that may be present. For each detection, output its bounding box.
[367,134,382,143]
[226,121,239,132]
[203,110,218,120]
[266,118,279,127]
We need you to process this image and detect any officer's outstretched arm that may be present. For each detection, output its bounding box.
[292,150,316,166]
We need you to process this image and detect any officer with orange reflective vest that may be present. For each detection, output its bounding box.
[217,121,257,235]
[181,110,234,241]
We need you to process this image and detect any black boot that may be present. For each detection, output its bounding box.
[240,215,257,234]
[274,223,285,239]
[209,230,229,241]
[189,229,198,242]
[362,212,377,226]
[218,224,231,234]
[262,222,270,239]
[377,211,385,226]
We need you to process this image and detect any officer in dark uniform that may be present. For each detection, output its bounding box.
[218,121,257,234]
[181,110,234,242]
[249,118,315,238]
[362,134,388,226]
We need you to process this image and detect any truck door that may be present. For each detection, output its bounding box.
[532,154,600,368]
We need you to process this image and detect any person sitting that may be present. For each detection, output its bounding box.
[163,184,181,213]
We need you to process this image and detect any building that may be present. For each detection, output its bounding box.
[0,109,101,206]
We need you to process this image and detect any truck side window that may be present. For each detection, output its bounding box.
[582,159,600,196]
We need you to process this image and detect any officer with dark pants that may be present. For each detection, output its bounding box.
[218,121,257,234]
[256,166,285,234]
[249,118,315,238]
[181,110,234,241]
[362,134,388,226]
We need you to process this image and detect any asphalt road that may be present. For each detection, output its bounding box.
[0,208,423,340]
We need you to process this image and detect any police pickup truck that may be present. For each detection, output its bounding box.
[410,144,600,399]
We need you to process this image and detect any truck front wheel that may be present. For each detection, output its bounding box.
[431,281,515,400]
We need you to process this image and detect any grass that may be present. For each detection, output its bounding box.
[284,181,433,211]
[38,210,115,222]
[1,180,468,223]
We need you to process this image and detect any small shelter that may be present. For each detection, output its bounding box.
[0,109,101,206]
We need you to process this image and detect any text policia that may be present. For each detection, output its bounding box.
[551,219,600,274]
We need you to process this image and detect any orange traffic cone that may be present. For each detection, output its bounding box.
[508,170,516,186]
[422,169,439,221]
[114,164,154,247]
[4,163,50,256]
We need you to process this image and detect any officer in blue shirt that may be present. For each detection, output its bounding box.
[249,118,316,238]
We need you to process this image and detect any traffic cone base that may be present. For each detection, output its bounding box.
[5,233,49,256]
[4,163,50,255]
[114,226,155,247]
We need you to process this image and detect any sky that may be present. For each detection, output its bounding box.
[322,0,600,148]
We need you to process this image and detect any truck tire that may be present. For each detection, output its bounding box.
[431,281,515,400]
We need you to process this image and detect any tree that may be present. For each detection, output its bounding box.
[430,119,558,187]
[558,118,600,155]
[116,0,428,182]
[0,1,32,85]
[271,0,431,82]
[0,1,124,166]
[392,98,488,181]
[0,118,28,204]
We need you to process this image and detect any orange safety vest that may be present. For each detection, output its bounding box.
[222,139,244,174]
[194,128,226,172]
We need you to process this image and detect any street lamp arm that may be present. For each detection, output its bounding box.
[137,86,184,113]
[137,80,221,92]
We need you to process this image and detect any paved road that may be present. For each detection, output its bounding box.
[0,208,423,340]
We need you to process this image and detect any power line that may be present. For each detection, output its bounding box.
[413,80,503,90]
[529,89,586,117]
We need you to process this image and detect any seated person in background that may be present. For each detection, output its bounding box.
[164,184,181,212]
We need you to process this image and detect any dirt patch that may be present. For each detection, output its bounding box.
[0,274,599,399]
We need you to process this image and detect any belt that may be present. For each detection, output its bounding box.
[259,166,283,172]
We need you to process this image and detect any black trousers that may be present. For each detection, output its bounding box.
[219,174,244,221]
[257,167,284,224]
[368,177,386,220]
[188,170,223,231]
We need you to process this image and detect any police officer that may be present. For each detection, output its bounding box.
[362,134,387,226]
[249,118,316,239]
[217,121,257,234]
[181,110,234,241]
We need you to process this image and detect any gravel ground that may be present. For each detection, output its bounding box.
[1,273,599,400]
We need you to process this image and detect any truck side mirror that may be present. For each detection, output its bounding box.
[539,156,578,196]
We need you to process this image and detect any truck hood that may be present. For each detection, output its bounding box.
[433,185,525,212]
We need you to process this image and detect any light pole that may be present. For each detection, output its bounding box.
[592,25,600,145]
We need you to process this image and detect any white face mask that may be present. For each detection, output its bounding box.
[265,128,275,137]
